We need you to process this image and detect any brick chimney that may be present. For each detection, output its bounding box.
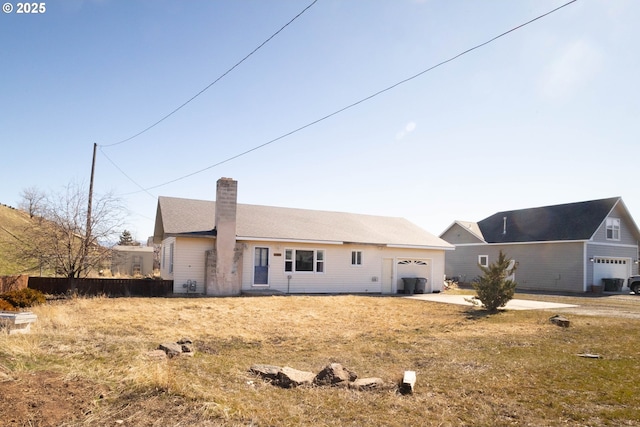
[205,178,242,296]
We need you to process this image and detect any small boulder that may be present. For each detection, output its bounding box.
[158,342,183,358]
[276,367,315,388]
[313,363,357,387]
[549,315,570,328]
[177,338,194,353]
[249,364,282,382]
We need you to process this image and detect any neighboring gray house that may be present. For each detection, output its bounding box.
[440,197,640,293]
[153,178,454,296]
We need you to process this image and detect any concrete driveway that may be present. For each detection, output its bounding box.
[405,293,578,310]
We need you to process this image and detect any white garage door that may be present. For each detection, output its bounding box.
[397,259,431,292]
[593,257,630,288]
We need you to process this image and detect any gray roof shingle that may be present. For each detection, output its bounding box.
[154,196,453,249]
[478,197,621,243]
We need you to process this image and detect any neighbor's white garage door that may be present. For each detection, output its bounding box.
[593,257,630,288]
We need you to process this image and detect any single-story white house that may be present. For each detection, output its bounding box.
[153,178,454,296]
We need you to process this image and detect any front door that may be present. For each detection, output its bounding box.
[382,258,393,294]
[254,247,269,285]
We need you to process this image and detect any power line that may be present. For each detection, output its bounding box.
[100,0,319,148]
[127,0,577,194]
[98,147,157,199]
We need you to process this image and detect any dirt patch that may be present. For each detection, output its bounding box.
[0,371,107,427]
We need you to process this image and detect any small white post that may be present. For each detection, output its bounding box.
[402,370,416,394]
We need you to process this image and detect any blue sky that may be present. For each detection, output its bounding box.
[1,0,638,244]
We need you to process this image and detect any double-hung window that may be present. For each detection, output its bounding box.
[351,251,362,266]
[285,249,324,273]
[606,218,620,240]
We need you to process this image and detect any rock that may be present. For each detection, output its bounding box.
[250,365,314,388]
[250,364,282,382]
[577,353,601,359]
[549,315,570,327]
[276,367,315,388]
[176,338,194,353]
[313,363,357,386]
[349,377,384,390]
[158,342,183,358]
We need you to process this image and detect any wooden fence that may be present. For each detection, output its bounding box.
[0,275,28,293]
[27,277,174,297]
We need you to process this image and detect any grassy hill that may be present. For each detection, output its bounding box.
[0,203,40,275]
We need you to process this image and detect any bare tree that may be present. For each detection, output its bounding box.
[17,181,126,278]
[19,186,46,219]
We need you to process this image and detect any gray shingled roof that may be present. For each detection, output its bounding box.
[154,196,453,249]
[477,197,622,243]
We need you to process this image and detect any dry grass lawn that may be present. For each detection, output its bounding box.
[1,294,639,426]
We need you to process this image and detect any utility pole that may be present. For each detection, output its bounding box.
[83,142,97,277]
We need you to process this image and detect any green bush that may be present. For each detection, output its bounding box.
[0,288,46,308]
[472,250,517,313]
[0,298,16,311]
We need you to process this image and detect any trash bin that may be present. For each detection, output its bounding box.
[415,278,427,294]
[614,278,624,291]
[602,278,616,292]
[402,278,417,295]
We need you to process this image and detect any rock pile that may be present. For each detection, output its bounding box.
[250,362,386,391]
[147,338,195,359]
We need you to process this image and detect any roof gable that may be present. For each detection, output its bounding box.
[478,197,622,243]
[440,221,485,244]
[154,196,453,249]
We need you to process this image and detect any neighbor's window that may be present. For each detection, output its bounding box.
[351,251,362,266]
[285,249,325,273]
[169,243,174,273]
[606,218,620,240]
[478,255,488,267]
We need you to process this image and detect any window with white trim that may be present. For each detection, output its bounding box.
[478,255,488,267]
[351,251,362,266]
[169,243,174,273]
[606,218,620,240]
[285,249,324,273]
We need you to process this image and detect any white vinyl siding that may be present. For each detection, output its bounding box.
[171,237,214,294]
[240,242,446,294]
